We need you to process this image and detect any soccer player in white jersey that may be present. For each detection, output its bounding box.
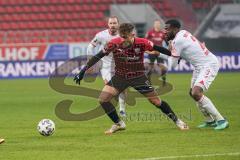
[164,19,229,130]
[87,16,127,117]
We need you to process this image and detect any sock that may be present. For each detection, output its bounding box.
[157,101,178,122]
[196,102,214,122]
[119,92,126,112]
[100,102,120,123]
[162,74,166,82]
[198,95,224,121]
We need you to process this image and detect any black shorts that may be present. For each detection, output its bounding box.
[148,54,164,64]
[106,75,154,94]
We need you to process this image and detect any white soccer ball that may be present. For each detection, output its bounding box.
[37,119,55,136]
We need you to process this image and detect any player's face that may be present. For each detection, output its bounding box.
[164,24,177,41]
[154,21,161,31]
[120,32,134,48]
[108,18,119,34]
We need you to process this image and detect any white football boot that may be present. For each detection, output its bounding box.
[105,120,126,135]
[176,119,189,130]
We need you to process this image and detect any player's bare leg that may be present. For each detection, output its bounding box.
[191,86,229,130]
[158,63,167,86]
[146,63,154,83]
[142,91,189,130]
[104,79,127,118]
[147,62,167,86]
[0,138,5,144]
[99,85,126,135]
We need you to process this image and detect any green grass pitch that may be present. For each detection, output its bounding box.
[0,73,240,160]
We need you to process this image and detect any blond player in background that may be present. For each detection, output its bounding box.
[87,16,127,117]
[164,19,229,130]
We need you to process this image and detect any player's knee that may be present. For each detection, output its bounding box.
[161,68,167,76]
[149,98,161,106]
[98,97,106,104]
[191,88,203,101]
[98,95,110,103]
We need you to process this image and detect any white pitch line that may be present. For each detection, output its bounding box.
[132,152,240,160]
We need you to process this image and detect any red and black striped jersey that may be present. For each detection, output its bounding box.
[104,37,154,79]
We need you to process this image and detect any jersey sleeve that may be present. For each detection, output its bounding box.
[90,33,102,47]
[171,39,184,57]
[144,39,154,51]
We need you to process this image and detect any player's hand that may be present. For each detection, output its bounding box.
[74,68,86,85]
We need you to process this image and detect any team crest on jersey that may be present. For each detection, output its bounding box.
[134,48,140,54]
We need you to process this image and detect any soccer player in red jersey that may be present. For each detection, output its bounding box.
[145,20,168,84]
[74,23,189,134]
[87,16,127,117]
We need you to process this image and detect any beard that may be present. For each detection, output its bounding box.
[110,28,117,34]
[166,32,175,41]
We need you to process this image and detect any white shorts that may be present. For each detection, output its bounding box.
[100,67,114,82]
[191,64,219,91]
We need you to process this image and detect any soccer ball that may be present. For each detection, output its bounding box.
[37,119,55,136]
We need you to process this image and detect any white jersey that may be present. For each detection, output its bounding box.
[87,29,118,69]
[171,30,219,68]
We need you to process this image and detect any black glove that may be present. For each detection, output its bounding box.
[74,67,87,85]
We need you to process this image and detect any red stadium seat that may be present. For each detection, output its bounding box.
[74,5,82,12]
[57,37,65,42]
[14,6,22,13]
[12,14,19,21]
[62,21,70,28]
[90,5,98,11]
[96,12,104,19]
[99,4,109,11]
[92,0,102,3]
[82,5,91,11]
[0,7,5,14]
[65,5,73,12]
[10,23,18,30]
[63,13,72,20]
[39,37,47,43]
[2,15,11,21]
[6,6,15,13]
[49,6,56,12]
[96,21,106,28]
[56,5,66,12]
[0,0,116,43]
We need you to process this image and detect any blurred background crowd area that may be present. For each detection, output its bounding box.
[0,0,239,51]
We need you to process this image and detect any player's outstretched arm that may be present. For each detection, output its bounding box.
[153,45,171,56]
[145,50,169,60]
[74,50,106,85]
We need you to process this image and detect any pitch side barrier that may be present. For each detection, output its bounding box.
[0,43,239,79]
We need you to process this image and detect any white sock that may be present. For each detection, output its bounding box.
[196,102,214,122]
[119,92,126,112]
[198,95,224,121]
